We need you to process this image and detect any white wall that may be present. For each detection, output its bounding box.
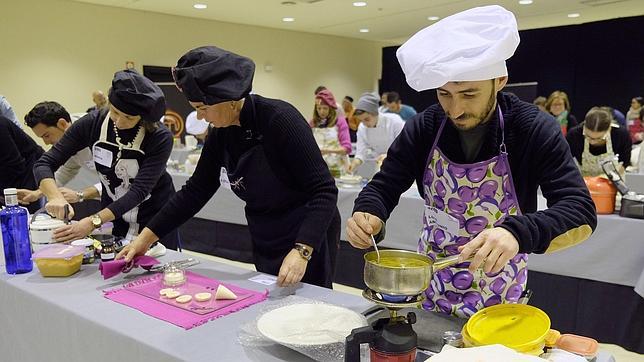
[0,0,385,144]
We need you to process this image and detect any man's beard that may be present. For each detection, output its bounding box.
[449,91,497,131]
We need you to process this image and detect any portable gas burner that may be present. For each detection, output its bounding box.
[344,289,421,362]
[345,250,466,361]
[361,288,425,312]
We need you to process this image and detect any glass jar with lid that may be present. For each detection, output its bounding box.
[163,265,186,287]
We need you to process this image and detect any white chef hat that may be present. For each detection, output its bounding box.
[185,111,209,135]
[396,5,520,91]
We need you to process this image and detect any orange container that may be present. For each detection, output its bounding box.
[584,177,617,214]
[556,334,598,358]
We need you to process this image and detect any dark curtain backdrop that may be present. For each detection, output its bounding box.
[380,15,644,119]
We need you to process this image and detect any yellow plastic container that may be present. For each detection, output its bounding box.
[32,244,84,277]
[464,304,550,354]
[544,329,561,348]
[462,325,545,356]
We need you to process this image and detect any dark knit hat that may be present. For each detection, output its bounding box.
[355,92,380,115]
[172,46,255,105]
[108,69,165,123]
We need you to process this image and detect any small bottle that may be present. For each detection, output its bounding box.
[100,239,115,262]
[1,188,33,274]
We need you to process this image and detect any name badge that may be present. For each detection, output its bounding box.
[219,167,231,190]
[93,146,113,167]
[425,205,460,236]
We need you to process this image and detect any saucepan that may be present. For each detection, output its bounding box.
[364,250,465,297]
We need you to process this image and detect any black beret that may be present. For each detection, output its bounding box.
[173,46,255,105]
[108,69,165,123]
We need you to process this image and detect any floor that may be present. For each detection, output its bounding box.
[183,249,644,362]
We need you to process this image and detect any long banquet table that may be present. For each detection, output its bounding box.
[0,250,374,362]
[63,164,644,353]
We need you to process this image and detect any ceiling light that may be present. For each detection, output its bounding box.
[359,28,369,33]
[193,3,207,9]
[518,0,533,4]
[282,17,295,22]
[353,1,367,6]
[567,13,580,18]
[427,16,440,21]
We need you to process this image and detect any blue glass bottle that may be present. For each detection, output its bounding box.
[1,188,32,274]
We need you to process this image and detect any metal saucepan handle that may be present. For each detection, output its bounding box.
[432,254,474,272]
[31,206,49,224]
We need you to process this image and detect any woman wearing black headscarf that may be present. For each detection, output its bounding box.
[118,46,340,288]
[34,69,179,251]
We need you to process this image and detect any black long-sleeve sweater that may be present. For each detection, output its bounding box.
[33,109,174,224]
[147,94,338,250]
[0,116,44,213]
[354,92,597,254]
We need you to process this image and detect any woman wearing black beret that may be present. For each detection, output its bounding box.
[35,69,179,252]
[119,46,340,288]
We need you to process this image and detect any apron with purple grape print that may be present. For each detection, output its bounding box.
[418,107,528,318]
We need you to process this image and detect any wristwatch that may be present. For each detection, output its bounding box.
[90,214,102,229]
[76,190,84,203]
[293,243,313,261]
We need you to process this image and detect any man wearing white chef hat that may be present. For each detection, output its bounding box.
[347,5,597,317]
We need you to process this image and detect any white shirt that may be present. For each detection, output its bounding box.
[355,112,405,162]
[55,147,102,195]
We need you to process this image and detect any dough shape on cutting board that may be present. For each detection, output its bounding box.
[215,284,237,300]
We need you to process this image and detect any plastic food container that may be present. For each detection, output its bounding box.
[30,215,66,250]
[71,238,95,264]
[544,329,561,348]
[556,334,598,359]
[583,177,617,214]
[463,304,550,356]
[32,244,84,277]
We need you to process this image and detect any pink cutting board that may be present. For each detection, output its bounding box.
[124,273,252,315]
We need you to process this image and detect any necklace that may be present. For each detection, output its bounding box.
[112,122,143,161]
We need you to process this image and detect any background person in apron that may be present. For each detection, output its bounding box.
[346,5,597,318]
[34,70,179,251]
[566,107,632,177]
[309,89,352,178]
[118,46,340,288]
[347,92,405,173]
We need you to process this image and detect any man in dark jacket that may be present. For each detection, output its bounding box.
[347,5,597,318]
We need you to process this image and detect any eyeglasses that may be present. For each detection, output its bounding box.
[170,67,182,92]
[583,129,609,141]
